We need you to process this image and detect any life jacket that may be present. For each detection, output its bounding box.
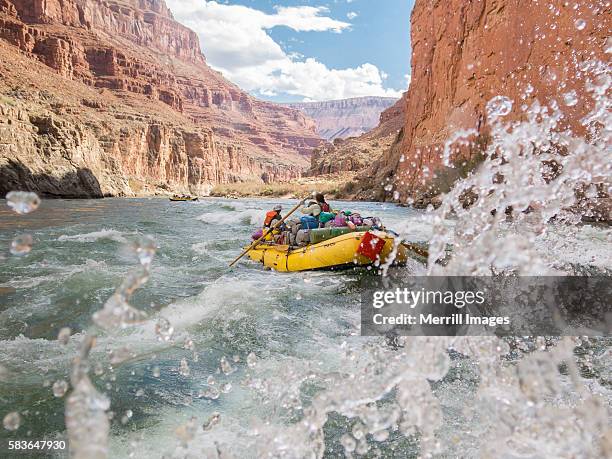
[264,210,280,227]
[320,202,331,212]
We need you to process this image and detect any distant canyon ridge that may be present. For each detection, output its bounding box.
[286,97,398,141]
[0,0,322,198]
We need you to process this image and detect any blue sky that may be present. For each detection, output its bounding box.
[166,0,415,102]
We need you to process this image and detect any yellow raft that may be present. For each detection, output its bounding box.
[246,230,409,272]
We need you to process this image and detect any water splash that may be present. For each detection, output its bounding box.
[486,95,513,122]
[65,335,110,459]
[428,62,610,275]
[93,236,157,330]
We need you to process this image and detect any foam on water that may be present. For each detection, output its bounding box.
[57,229,132,243]
[197,200,266,227]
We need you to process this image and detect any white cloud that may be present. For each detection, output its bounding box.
[166,1,402,101]
[347,11,358,20]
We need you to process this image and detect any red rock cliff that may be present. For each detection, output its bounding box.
[0,0,322,197]
[366,0,610,206]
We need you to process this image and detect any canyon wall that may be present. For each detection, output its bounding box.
[0,0,322,197]
[308,96,406,176]
[287,96,398,141]
[360,0,610,209]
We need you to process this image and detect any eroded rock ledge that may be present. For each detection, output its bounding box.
[0,0,322,197]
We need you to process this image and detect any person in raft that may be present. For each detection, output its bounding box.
[252,205,283,240]
[298,193,336,227]
[264,205,283,228]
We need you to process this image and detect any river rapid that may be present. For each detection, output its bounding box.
[0,197,610,458]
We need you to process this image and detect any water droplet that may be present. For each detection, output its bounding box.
[220,356,234,375]
[183,338,195,351]
[6,191,40,214]
[175,417,197,446]
[57,327,71,345]
[198,386,220,400]
[574,19,586,30]
[206,375,216,385]
[486,96,513,121]
[121,410,133,424]
[93,293,147,330]
[152,366,161,378]
[135,388,144,397]
[232,355,240,363]
[179,358,190,377]
[3,412,21,431]
[109,347,134,365]
[134,235,156,267]
[52,380,68,398]
[373,429,389,442]
[155,317,174,342]
[10,234,33,256]
[340,434,356,453]
[220,383,232,394]
[563,90,578,106]
[246,352,257,368]
[202,412,220,431]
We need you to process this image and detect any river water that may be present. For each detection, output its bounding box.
[0,198,610,458]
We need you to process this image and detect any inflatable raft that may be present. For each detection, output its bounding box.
[246,230,409,272]
[169,196,199,202]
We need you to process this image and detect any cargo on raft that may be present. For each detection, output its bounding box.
[246,230,419,272]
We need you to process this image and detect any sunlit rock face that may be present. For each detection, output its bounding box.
[287,97,398,141]
[0,0,322,197]
[363,0,610,218]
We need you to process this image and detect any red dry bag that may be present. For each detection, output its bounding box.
[356,232,386,261]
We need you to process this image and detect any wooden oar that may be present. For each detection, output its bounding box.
[229,198,306,267]
[401,241,429,259]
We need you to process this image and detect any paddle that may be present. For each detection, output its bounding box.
[229,198,307,267]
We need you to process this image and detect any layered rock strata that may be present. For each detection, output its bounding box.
[0,0,322,197]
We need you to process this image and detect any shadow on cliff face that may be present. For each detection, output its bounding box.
[0,160,104,199]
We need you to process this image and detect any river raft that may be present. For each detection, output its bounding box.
[246,230,412,272]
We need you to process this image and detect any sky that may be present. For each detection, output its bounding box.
[166,0,415,102]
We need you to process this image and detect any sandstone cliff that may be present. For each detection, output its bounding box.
[0,0,322,197]
[358,0,610,212]
[307,96,406,176]
[287,96,398,141]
